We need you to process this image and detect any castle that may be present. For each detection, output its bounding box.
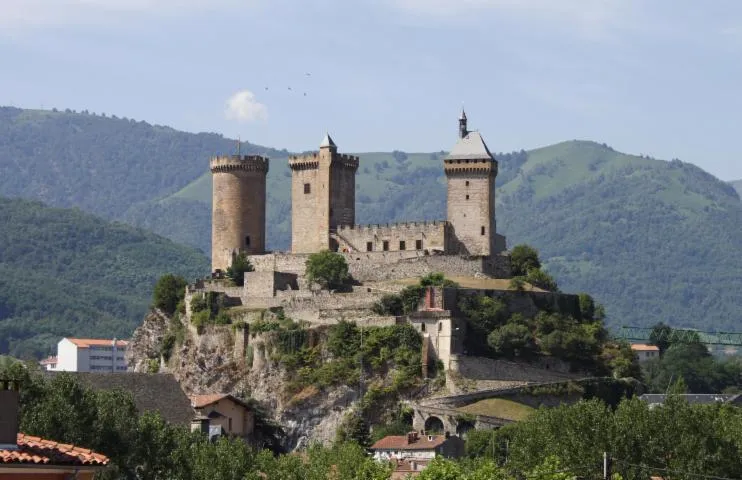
[189,111,564,374]
[210,110,507,274]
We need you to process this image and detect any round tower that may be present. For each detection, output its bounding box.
[210,154,269,272]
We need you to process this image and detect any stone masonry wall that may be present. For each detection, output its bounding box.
[290,159,322,254]
[334,221,451,253]
[446,169,497,256]
[249,252,511,283]
[211,156,268,272]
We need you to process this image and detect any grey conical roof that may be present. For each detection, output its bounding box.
[320,132,336,148]
[445,131,493,160]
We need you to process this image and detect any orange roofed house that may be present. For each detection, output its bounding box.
[631,343,660,362]
[51,337,129,373]
[190,394,255,440]
[0,386,109,479]
[370,432,465,478]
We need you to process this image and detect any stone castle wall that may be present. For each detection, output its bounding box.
[250,252,511,283]
[446,170,497,256]
[334,221,452,253]
[289,157,322,254]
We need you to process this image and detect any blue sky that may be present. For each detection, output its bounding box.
[1,0,741,179]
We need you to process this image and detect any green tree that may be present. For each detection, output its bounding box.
[488,316,536,357]
[152,274,188,315]
[510,244,541,276]
[225,251,254,286]
[578,293,596,320]
[649,322,673,355]
[525,267,558,291]
[305,250,350,290]
[336,411,371,447]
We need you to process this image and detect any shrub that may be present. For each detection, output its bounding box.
[372,294,404,316]
[226,252,254,286]
[190,294,208,313]
[400,285,424,313]
[419,272,459,287]
[152,274,187,315]
[509,277,526,291]
[191,310,210,333]
[578,293,595,320]
[488,316,536,357]
[305,250,349,290]
[510,244,541,276]
[525,268,558,292]
[160,332,176,361]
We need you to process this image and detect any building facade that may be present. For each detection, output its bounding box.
[53,338,128,373]
[210,154,270,272]
[631,343,660,362]
[190,394,255,439]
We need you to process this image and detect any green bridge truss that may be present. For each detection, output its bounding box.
[617,326,742,346]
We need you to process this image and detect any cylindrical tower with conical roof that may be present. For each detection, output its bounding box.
[210,154,269,272]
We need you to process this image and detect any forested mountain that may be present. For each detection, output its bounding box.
[729,179,742,199]
[0,197,208,358]
[3,107,742,332]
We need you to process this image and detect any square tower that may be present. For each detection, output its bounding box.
[289,134,359,253]
[444,110,500,256]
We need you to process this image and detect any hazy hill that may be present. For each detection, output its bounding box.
[3,107,742,332]
[0,197,208,358]
[729,180,742,199]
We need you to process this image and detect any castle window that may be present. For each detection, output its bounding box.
[399,241,406,250]
[415,239,423,250]
[304,183,311,194]
[465,181,470,186]
[421,323,426,333]
[366,242,373,252]
[245,236,251,247]
[481,226,486,235]
[383,240,389,251]
[466,195,470,200]
[438,322,443,332]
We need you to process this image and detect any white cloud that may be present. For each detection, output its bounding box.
[225,90,267,123]
[0,0,242,29]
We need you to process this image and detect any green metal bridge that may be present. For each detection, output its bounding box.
[617,326,742,346]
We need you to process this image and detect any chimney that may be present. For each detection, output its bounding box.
[0,381,19,448]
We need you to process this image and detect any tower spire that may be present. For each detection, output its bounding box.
[458,106,468,139]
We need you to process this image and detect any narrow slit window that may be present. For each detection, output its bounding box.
[245,236,251,247]
[415,239,423,250]
[383,240,389,251]
[399,241,406,250]
[366,242,373,252]
[481,226,486,235]
[465,181,470,186]
[304,183,311,194]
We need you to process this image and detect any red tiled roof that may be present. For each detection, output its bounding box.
[631,343,659,352]
[371,434,447,450]
[39,356,57,365]
[66,338,129,348]
[0,434,109,466]
[191,394,230,408]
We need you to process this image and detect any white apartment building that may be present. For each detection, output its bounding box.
[53,338,129,372]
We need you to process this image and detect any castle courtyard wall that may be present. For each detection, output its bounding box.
[334,221,452,253]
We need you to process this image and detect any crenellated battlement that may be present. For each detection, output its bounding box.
[443,157,497,176]
[288,152,359,171]
[210,155,270,173]
[336,220,450,232]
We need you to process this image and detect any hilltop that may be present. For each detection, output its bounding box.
[0,197,208,357]
[2,107,742,331]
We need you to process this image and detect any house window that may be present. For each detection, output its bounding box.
[399,241,406,250]
[466,195,470,200]
[366,242,373,252]
[415,239,423,250]
[481,226,486,235]
[228,418,232,431]
[465,181,470,186]
[245,235,251,247]
[383,240,389,251]
[304,183,311,194]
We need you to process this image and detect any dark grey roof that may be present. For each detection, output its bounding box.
[45,372,194,426]
[320,133,336,148]
[639,394,741,405]
[445,131,494,160]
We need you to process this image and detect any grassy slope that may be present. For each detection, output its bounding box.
[0,197,208,358]
[457,398,534,421]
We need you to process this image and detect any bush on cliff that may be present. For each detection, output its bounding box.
[225,251,254,286]
[305,250,350,290]
[510,244,541,276]
[152,274,188,315]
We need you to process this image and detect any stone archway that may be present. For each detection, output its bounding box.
[424,416,445,434]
